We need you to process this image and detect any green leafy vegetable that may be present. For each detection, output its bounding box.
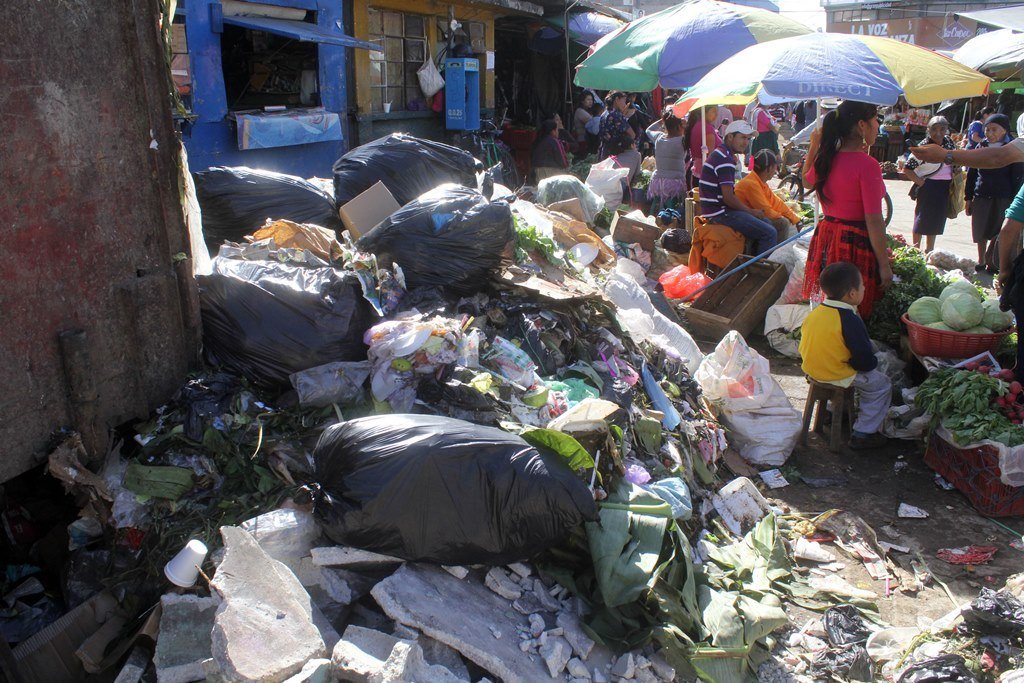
[519,427,595,471]
[868,246,948,347]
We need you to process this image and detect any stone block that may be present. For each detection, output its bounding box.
[154,593,218,683]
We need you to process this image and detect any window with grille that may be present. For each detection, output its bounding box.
[368,9,427,113]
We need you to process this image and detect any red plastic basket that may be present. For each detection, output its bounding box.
[501,127,537,151]
[901,313,1012,358]
[923,431,1024,517]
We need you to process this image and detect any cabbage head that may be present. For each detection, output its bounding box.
[939,279,983,303]
[927,322,954,331]
[941,292,985,330]
[981,298,1014,332]
[963,325,994,334]
[908,296,942,325]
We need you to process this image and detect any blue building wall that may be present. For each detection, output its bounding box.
[182,0,351,177]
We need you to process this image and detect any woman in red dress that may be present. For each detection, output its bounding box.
[802,101,892,319]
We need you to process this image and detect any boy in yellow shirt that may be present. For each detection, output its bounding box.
[799,262,891,450]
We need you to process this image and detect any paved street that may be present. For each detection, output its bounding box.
[883,177,979,263]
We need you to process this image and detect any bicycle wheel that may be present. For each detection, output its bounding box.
[496,146,521,189]
[882,192,893,228]
[779,174,804,201]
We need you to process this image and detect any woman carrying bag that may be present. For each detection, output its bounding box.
[903,116,955,254]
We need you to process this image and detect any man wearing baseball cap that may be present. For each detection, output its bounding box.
[698,119,778,256]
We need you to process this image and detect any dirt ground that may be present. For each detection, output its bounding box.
[750,339,1024,629]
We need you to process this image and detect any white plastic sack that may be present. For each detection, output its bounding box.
[768,242,809,305]
[696,331,801,466]
[603,271,703,374]
[240,508,321,570]
[585,158,629,211]
[416,56,445,98]
[764,303,810,359]
[882,404,930,440]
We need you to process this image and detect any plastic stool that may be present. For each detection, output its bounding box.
[800,378,856,452]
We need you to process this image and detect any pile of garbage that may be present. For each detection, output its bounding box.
[3,133,1019,683]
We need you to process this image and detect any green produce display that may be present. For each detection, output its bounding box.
[939,278,983,303]
[941,291,984,330]
[907,296,942,325]
[982,298,1014,332]
[916,366,1024,447]
[868,246,948,347]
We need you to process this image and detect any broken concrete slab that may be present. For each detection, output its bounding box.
[534,579,562,612]
[283,658,331,683]
[610,653,635,679]
[371,564,558,683]
[154,593,218,683]
[442,565,469,580]
[211,526,326,682]
[311,602,340,652]
[484,567,522,601]
[331,625,466,683]
[557,612,595,661]
[512,593,546,615]
[567,657,591,679]
[539,636,571,678]
[648,653,675,682]
[310,546,403,570]
[507,563,532,580]
[114,645,150,683]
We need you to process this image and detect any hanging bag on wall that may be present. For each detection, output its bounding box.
[417,55,445,98]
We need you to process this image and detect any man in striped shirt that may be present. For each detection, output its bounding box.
[699,120,778,255]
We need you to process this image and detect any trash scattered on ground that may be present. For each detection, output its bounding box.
[11,116,1024,683]
[937,545,999,565]
[898,503,930,519]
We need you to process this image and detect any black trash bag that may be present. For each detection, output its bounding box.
[961,588,1024,636]
[332,133,478,206]
[897,654,979,683]
[308,414,599,564]
[177,373,242,442]
[817,646,873,682]
[194,167,341,248]
[356,185,514,294]
[824,604,873,646]
[660,228,692,253]
[198,258,376,387]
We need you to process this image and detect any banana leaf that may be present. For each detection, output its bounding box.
[586,480,673,608]
[519,427,595,471]
[691,587,788,682]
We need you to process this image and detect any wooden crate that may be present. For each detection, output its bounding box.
[610,209,661,251]
[683,255,788,340]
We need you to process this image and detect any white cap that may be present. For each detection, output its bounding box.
[820,97,841,109]
[724,119,756,137]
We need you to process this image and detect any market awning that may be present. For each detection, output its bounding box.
[221,14,381,51]
[530,11,625,53]
[956,5,1024,32]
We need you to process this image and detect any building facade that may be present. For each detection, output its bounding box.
[823,0,1008,50]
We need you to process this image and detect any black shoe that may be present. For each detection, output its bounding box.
[987,265,999,275]
[849,432,888,450]
[976,264,987,272]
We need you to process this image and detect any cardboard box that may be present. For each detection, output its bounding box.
[610,209,661,251]
[338,181,400,239]
[547,198,588,224]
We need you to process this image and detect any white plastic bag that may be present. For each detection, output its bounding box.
[417,55,445,98]
[696,331,801,466]
[603,271,703,374]
[585,158,629,211]
[764,303,810,359]
[768,242,809,305]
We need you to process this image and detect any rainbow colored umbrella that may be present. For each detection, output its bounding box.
[574,0,811,91]
[672,33,990,115]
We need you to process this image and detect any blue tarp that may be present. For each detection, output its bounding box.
[235,107,342,150]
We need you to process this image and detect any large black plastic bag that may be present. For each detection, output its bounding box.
[309,414,599,564]
[332,133,478,206]
[198,258,376,387]
[194,167,341,247]
[356,185,513,294]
